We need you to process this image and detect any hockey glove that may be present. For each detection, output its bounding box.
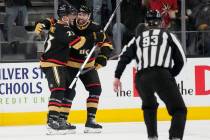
[95,55,107,70]
[35,23,45,34]
[92,31,106,44]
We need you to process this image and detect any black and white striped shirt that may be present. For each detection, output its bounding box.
[115,28,186,79]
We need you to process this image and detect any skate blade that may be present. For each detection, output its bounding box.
[46,127,76,135]
[84,127,102,133]
[46,129,76,135]
[46,129,63,135]
[64,129,76,134]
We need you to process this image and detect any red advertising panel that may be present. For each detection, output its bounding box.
[195,66,210,95]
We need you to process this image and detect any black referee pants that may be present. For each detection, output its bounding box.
[135,67,187,140]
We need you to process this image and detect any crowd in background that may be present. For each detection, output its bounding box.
[0,0,210,61]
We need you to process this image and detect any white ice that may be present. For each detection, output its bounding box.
[0,120,210,140]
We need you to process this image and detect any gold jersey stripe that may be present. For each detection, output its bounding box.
[66,60,95,68]
[101,42,113,49]
[40,61,62,67]
[72,36,86,50]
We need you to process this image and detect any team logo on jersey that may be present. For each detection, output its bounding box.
[79,49,90,56]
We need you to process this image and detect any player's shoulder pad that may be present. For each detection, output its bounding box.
[91,21,102,29]
[89,21,102,32]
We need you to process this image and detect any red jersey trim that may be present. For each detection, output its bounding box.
[69,37,81,46]
[86,83,101,88]
[69,57,96,63]
[42,58,66,65]
[50,88,66,92]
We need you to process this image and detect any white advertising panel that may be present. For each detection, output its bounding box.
[0,58,210,113]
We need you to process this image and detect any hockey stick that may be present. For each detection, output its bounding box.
[69,0,122,88]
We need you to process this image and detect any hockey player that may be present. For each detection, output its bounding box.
[65,5,113,133]
[113,10,187,140]
[40,4,84,134]
[35,5,113,133]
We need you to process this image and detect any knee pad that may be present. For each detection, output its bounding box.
[86,84,102,96]
[50,89,65,101]
[64,88,76,100]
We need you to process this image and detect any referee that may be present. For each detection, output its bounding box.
[113,10,187,140]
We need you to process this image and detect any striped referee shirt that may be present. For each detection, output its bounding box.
[115,28,186,79]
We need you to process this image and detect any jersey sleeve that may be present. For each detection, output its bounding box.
[97,35,113,60]
[169,33,186,77]
[115,37,137,79]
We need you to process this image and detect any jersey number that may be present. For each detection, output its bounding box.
[45,35,54,53]
[143,35,158,47]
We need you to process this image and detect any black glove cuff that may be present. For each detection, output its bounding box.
[95,55,107,66]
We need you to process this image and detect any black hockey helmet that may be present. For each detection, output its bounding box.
[145,10,162,26]
[79,5,91,14]
[57,4,78,17]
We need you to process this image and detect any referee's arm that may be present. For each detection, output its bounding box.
[115,37,136,79]
[169,33,187,77]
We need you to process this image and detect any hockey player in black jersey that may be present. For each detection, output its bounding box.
[66,5,113,133]
[40,4,86,135]
[113,10,187,140]
[35,5,113,133]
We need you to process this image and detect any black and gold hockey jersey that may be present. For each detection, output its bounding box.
[40,22,85,67]
[66,21,113,68]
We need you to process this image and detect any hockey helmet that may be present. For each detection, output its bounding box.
[79,5,91,14]
[145,10,162,26]
[57,4,78,17]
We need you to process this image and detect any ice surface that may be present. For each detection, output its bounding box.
[0,120,209,140]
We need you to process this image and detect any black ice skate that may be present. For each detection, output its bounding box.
[46,119,65,135]
[58,118,76,134]
[84,118,102,133]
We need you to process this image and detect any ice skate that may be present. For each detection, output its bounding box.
[46,119,65,135]
[84,118,102,133]
[58,118,76,134]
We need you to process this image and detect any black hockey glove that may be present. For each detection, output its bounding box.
[94,55,107,70]
[92,31,106,43]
